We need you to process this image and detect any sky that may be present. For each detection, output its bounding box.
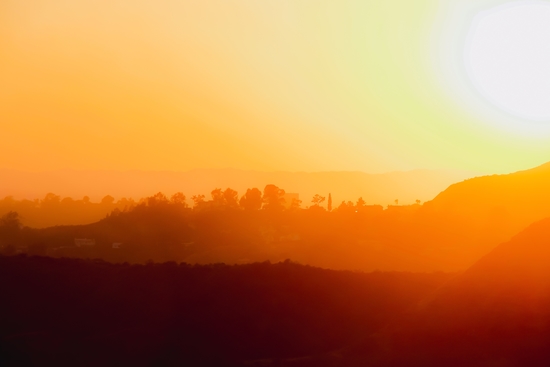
[2,0,550,174]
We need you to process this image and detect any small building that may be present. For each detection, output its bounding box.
[283,193,300,208]
[385,204,420,214]
[362,205,384,215]
[74,238,95,247]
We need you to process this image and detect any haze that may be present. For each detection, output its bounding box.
[4,1,550,366]
[2,0,550,178]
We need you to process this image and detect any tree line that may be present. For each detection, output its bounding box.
[0,184,396,228]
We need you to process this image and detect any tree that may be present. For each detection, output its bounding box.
[211,188,224,206]
[415,199,421,205]
[210,188,238,208]
[191,195,205,209]
[147,192,168,206]
[117,197,135,211]
[311,194,326,207]
[262,185,285,211]
[0,211,22,249]
[289,198,302,211]
[61,197,75,205]
[223,188,239,208]
[356,197,366,210]
[0,211,21,230]
[171,192,187,206]
[336,200,355,213]
[101,195,115,205]
[327,193,332,212]
[41,193,61,209]
[239,188,262,211]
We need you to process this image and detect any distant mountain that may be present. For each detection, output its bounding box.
[0,168,474,206]
[424,161,550,240]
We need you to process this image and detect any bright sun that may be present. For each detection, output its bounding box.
[466,1,550,122]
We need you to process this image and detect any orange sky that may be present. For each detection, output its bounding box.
[2,0,550,174]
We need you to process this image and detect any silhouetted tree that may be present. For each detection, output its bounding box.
[0,211,22,250]
[192,195,205,209]
[311,194,326,207]
[289,198,302,211]
[262,185,285,212]
[0,211,21,230]
[356,197,366,210]
[239,188,262,211]
[147,192,169,206]
[209,188,239,209]
[223,188,239,208]
[171,192,187,206]
[211,188,224,207]
[117,197,135,211]
[101,195,115,205]
[328,193,332,212]
[41,193,61,209]
[61,197,75,205]
[336,200,355,213]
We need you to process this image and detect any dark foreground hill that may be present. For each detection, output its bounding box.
[256,216,550,367]
[0,255,452,367]
[5,211,550,367]
[355,216,550,367]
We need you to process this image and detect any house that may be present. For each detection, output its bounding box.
[283,193,300,208]
[74,238,95,247]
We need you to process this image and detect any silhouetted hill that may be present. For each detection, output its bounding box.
[1,189,505,272]
[6,216,550,367]
[425,160,550,241]
[423,216,550,325]
[378,217,550,367]
[9,161,550,273]
[0,255,452,367]
[0,168,474,207]
[272,218,550,366]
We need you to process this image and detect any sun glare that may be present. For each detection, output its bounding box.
[465,1,550,122]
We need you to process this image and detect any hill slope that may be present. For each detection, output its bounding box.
[0,256,452,367]
[425,160,550,240]
[382,217,550,366]
[424,216,550,325]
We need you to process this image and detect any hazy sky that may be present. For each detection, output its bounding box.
[2,0,550,174]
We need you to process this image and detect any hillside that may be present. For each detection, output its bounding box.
[422,216,550,324]
[8,162,550,273]
[380,217,550,366]
[0,256,452,367]
[425,160,550,241]
[5,217,550,366]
